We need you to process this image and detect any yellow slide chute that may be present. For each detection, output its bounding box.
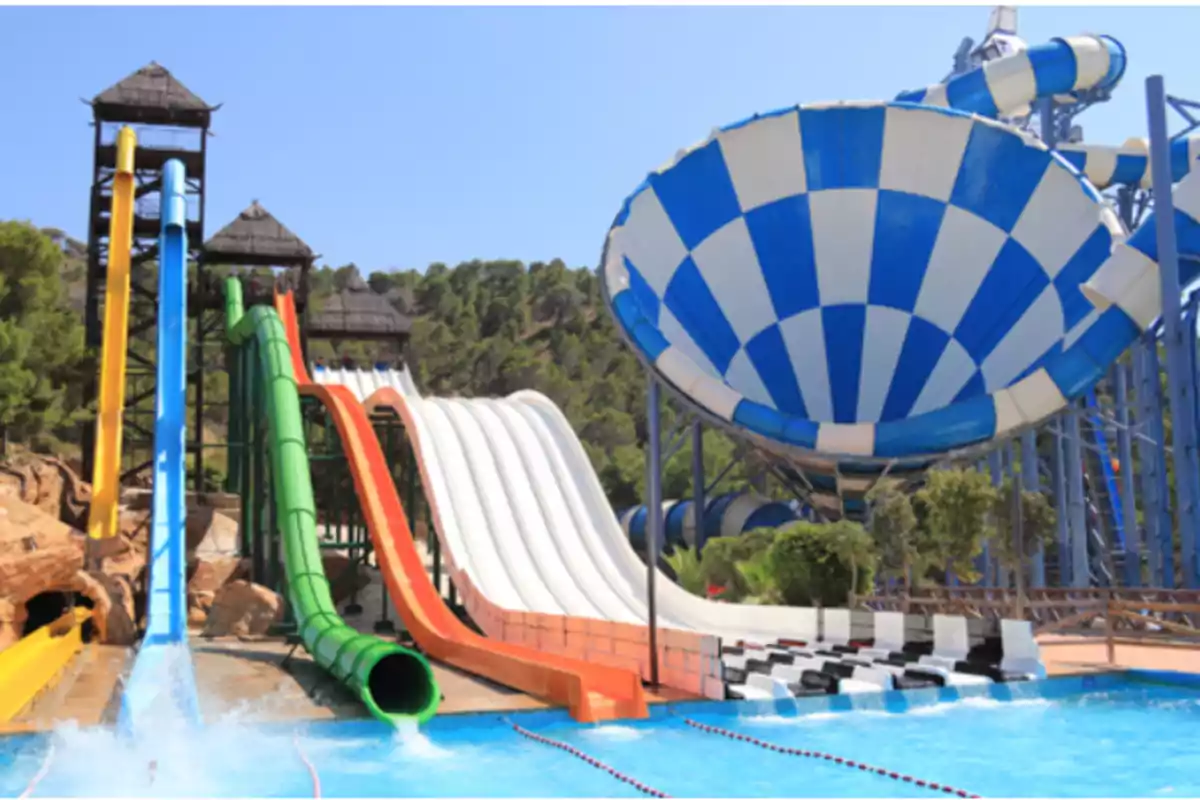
[87,127,136,542]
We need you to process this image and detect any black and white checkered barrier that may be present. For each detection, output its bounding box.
[719,610,1046,700]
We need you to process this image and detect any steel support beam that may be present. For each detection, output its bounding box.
[645,378,662,687]
[1148,75,1200,588]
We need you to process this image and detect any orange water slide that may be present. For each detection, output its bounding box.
[274,290,649,724]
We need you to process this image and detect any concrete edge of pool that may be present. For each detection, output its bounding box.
[3,668,1191,745]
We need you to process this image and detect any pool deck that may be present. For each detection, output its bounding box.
[5,631,1195,736]
[1038,633,1200,675]
[0,634,701,734]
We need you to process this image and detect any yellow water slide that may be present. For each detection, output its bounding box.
[86,127,137,542]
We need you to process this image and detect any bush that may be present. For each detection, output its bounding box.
[662,546,706,595]
[735,549,781,604]
[766,521,876,606]
[699,528,776,599]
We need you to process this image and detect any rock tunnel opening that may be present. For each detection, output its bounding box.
[21,591,95,642]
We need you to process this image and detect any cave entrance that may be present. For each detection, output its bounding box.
[21,591,96,642]
[22,592,71,636]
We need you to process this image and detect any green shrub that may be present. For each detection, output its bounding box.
[765,521,876,606]
[699,528,776,599]
[662,546,706,595]
[734,548,781,604]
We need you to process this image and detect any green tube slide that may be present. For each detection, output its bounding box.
[223,277,440,724]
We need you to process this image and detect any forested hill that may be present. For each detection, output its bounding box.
[2,222,770,507]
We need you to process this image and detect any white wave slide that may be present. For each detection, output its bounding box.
[313,365,819,647]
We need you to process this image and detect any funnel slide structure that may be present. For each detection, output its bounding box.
[117,159,200,735]
[275,290,651,723]
[600,33,1200,515]
[223,281,442,725]
[86,126,137,543]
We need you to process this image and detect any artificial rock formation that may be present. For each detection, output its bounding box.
[201,580,283,637]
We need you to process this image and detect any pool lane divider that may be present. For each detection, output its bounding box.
[18,742,55,799]
[504,717,670,798]
[675,714,980,798]
[293,732,322,798]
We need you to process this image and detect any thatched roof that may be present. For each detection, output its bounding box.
[308,275,413,337]
[204,201,313,266]
[92,62,214,126]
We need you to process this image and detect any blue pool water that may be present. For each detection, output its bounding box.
[2,673,1198,798]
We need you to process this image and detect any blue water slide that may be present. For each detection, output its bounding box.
[599,32,1200,517]
[621,492,800,550]
[116,159,201,735]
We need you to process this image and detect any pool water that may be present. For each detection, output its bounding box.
[2,675,1198,798]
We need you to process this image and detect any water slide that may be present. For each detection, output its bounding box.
[116,160,200,734]
[313,365,816,645]
[223,281,441,725]
[606,34,1200,520]
[273,290,647,724]
[0,131,137,720]
[86,126,136,543]
[307,33,1200,656]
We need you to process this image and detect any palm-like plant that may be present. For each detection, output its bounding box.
[662,546,706,596]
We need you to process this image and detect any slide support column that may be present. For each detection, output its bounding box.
[1021,429,1044,588]
[1114,363,1140,586]
[1148,74,1200,588]
[692,422,706,553]
[645,377,662,687]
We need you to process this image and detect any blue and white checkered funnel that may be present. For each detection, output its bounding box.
[599,32,1200,514]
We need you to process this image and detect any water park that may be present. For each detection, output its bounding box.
[4,5,1200,797]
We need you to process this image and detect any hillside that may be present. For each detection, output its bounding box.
[8,223,771,508]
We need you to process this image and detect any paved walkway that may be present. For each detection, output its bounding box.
[1038,633,1200,675]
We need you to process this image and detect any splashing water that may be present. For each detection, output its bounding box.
[391,720,454,760]
[2,681,330,799]
[581,725,644,741]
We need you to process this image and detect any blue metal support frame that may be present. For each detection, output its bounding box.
[1147,75,1200,589]
[1137,338,1173,586]
[1021,429,1044,587]
[1065,406,1089,587]
[1084,389,1127,553]
[1114,362,1140,586]
[1052,417,1071,587]
[645,377,662,686]
[691,422,706,553]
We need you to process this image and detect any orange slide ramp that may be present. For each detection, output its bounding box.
[274,290,649,724]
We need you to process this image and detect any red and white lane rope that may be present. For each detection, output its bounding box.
[18,742,55,799]
[293,732,322,798]
[505,718,670,798]
[676,715,980,799]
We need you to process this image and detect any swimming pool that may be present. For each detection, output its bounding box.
[3,672,1197,798]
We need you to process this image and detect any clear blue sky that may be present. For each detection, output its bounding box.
[0,5,1196,274]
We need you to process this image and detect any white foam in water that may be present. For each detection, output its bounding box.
[582,725,644,741]
[906,696,1052,716]
[19,685,326,798]
[744,709,889,727]
[392,720,454,760]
